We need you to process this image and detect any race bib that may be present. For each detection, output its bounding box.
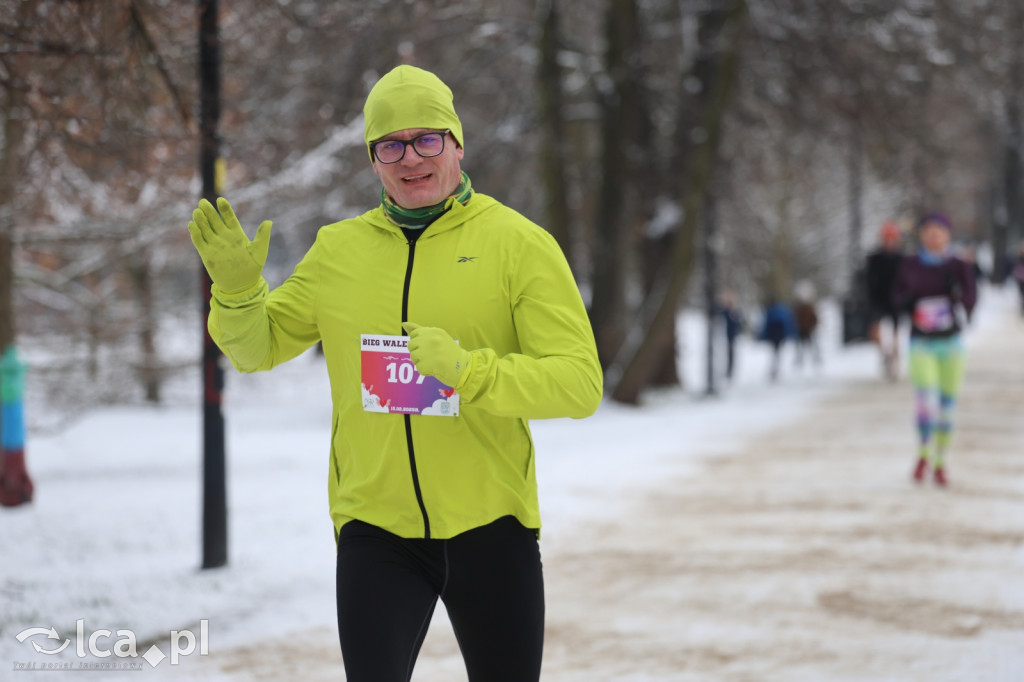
[913,296,954,333]
[360,334,459,417]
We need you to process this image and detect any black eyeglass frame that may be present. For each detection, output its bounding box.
[371,129,451,164]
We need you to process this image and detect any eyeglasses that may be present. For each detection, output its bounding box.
[371,130,450,164]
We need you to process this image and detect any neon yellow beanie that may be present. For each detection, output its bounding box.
[363,65,464,160]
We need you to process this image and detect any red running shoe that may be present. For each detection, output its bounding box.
[934,467,948,487]
[912,458,928,483]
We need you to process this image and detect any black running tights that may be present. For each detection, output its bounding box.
[336,515,544,682]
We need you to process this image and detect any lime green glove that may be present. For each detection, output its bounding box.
[403,322,471,389]
[187,197,272,295]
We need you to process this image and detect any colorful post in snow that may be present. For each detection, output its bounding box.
[0,344,32,506]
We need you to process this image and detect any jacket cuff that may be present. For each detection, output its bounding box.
[453,350,484,401]
[211,278,269,307]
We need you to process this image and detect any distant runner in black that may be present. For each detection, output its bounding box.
[865,220,905,380]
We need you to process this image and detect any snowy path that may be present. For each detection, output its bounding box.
[533,309,1024,681]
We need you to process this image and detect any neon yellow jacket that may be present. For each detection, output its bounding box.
[209,193,603,539]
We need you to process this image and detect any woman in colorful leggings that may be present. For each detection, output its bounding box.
[891,212,977,486]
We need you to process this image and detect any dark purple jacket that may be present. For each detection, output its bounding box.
[891,254,977,338]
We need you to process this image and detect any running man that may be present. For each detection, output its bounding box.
[891,212,976,487]
[187,65,602,681]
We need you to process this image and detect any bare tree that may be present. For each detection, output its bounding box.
[610,1,747,404]
[1,0,194,406]
[589,0,641,370]
[535,0,574,266]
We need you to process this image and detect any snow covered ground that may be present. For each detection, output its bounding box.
[2,286,1021,680]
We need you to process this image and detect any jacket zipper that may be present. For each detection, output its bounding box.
[401,236,431,538]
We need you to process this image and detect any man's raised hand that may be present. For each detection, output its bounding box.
[187,197,272,295]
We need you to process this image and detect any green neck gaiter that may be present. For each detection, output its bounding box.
[381,171,473,230]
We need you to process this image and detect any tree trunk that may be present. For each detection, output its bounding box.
[589,0,640,370]
[0,100,22,353]
[771,144,794,301]
[611,1,746,404]
[771,186,792,302]
[634,4,678,390]
[0,233,12,354]
[535,0,574,270]
[1002,109,1023,283]
[129,255,161,404]
[848,120,863,291]
[1001,6,1024,283]
[640,232,681,388]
